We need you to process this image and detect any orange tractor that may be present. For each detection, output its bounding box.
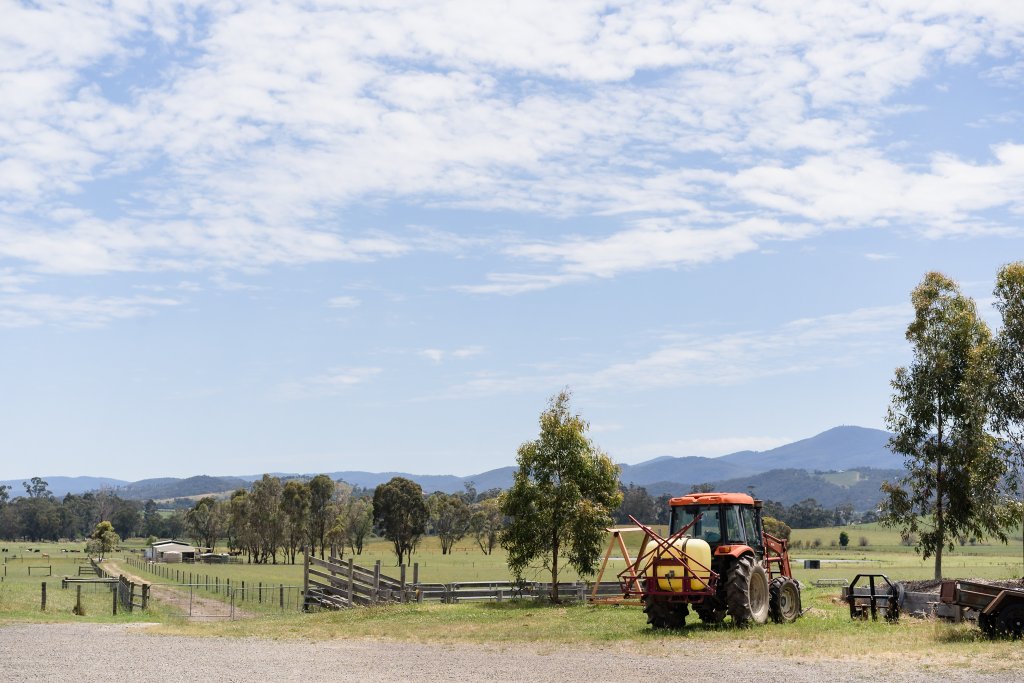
[619,492,801,628]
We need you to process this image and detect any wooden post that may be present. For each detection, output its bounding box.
[280,584,284,610]
[347,558,354,606]
[142,584,150,609]
[112,585,118,615]
[130,582,136,612]
[40,582,46,611]
[75,585,83,615]
[303,547,310,599]
[373,560,381,603]
[413,562,419,586]
[259,582,262,604]
[400,564,407,603]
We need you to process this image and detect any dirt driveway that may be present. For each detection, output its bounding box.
[0,622,1017,683]
[102,560,253,620]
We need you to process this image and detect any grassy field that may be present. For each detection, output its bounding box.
[0,543,175,623]
[3,527,1024,671]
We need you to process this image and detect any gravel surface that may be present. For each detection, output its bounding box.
[0,622,1018,682]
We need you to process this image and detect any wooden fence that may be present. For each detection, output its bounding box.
[91,558,149,612]
[303,551,624,611]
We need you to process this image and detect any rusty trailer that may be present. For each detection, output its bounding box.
[940,579,1024,638]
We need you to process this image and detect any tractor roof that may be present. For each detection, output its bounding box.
[669,492,756,506]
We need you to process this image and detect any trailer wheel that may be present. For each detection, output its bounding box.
[769,577,801,623]
[998,605,1024,639]
[727,555,769,626]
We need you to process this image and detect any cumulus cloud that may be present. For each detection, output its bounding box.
[1,1,1023,288]
[0,293,180,328]
[444,304,909,397]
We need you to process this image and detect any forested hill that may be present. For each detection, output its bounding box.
[3,426,900,507]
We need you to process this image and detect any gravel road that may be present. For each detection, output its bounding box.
[0,622,1017,682]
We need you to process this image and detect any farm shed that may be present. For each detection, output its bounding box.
[148,539,196,563]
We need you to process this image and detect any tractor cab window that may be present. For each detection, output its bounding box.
[671,506,722,544]
[741,507,763,552]
[725,505,744,543]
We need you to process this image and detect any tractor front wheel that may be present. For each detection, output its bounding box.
[769,577,801,623]
[726,555,769,626]
[644,596,688,629]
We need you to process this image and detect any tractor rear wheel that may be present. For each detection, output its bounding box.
[769,577,801,623]
[696,605,727,624]
[726,555,769,626]
[644,596,688,629]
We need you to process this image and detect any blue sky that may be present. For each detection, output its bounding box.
[2,1,1023,480]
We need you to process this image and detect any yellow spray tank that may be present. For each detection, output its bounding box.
[655,537,712,592]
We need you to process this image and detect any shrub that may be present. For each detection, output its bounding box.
[829,539,837,547]
[812,538,822,548]
[858,536,869,547]
[839,531,850,547]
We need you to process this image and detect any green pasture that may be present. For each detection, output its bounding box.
[0,542,173,623]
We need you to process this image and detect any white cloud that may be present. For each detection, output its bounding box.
[280,367,382,399]
[0,293,179,328]
[327,295,361,309]
[2,2,1024,284]
[444,304,909,397]
[419,346,484,363]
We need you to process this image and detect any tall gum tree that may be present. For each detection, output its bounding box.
[992,262,1024,570]
[500,390,622,602]
[880,271,1014,580]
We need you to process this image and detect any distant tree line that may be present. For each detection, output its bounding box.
[611,482,861,530]
[0,477,180,542]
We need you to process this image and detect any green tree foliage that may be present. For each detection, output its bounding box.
[839,531,850,547]
[500,390,622,602]
[373,477,429,565]
[613,484,657,524]
[89,520,121,558]
[993,262,1024,475]
[427,492,471,554]
[185,496,225,552]
[280,480,310,564]
[762,515,791,540]
[880,271,1015,579]
[307,474,335,559]
[341,497,373,556]
[248,475,285,564]
[469,498,504,555]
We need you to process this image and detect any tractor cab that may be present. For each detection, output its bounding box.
[669,492,765,561]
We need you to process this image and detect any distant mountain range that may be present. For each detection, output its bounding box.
[2,425,902,509]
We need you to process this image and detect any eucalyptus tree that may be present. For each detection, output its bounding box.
[280,480,310,564]
[880,272,1014,580]
[373,477,428,565]
[991,262,1024,569]
[500,390,622,602]
[427,491,471,554]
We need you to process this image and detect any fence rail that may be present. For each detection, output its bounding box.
[302,550,626,611]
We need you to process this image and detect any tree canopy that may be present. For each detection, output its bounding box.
[500,390,622,602]
[880,271,1015,579]
[373,477,429,565]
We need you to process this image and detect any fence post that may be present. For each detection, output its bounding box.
[40,582,46,611]
[400,564,407,603]
[130,582,136,612]
[303,547,309,603]
[373,560,381,604]
[259,582,262,604]
[413,562,419,586]
[75,585,83,615]
[112,585,117,615]
[142,584,150,609]
[347,558,354,606]
[280,584,284,610]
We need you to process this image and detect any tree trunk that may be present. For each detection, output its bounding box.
[934,409,944,581]
[550,535,559,603]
